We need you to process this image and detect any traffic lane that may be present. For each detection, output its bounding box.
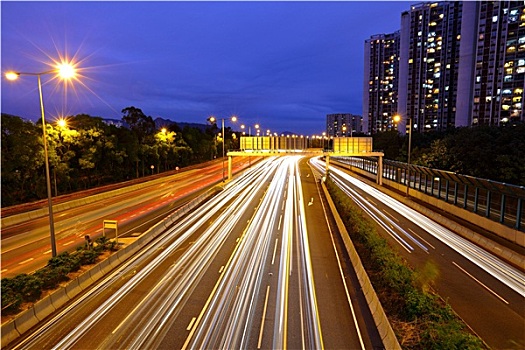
[300,157,379,349]
[10,162,272,350]
[157,168,276,349]
[0,174,205,277]
[334,167,524,349]
[1,157,254,277]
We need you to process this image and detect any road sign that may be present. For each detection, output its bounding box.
[103,219,118,243]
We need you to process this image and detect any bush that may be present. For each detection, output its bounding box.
[77,249,99,265]
[34,266,69,290]
[1,236,119,316]
[1,279,22,313]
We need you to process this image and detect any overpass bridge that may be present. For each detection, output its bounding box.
[226,136,385,184]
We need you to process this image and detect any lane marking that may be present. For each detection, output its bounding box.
[408,228,435,250]
[219,265,224,274]
[272,238,279,265]
[278,214,283,231]
[452,261,509,304]
[187,317,196,331]
[382,209,400,223]
[18,258,34,265]
[63,241,75,246]
[257,285,271,349]
[43,250,52,255]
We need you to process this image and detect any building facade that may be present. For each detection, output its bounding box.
[326,113,362,137]
[363,32,401,134]
[457,1,525,126]
[399,1,464,133]
[365,1,525,134]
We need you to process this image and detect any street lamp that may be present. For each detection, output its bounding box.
[393,114,401,131]
[5,63,76,257]
[209,115,237,182]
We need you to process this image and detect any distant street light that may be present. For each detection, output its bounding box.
[393,114,401,131]
[208,115,237,182]
[5,62,77,257]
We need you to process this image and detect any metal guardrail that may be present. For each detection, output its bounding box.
[333,157,525,231]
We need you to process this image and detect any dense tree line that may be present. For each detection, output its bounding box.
[373,124,525,186]
[1,107,238,207]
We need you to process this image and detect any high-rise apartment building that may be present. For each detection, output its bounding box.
[457,1,525,126]
[364,1,525,134]
[363,32,400,134]
[398,1,463,133]
[326,113,362,137]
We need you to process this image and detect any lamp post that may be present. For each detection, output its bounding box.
[5,64,76,257]
[406,117,412,197]
[209,115,237,182]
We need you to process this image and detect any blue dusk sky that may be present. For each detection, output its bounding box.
[2,1,410,135]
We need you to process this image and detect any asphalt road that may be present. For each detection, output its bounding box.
[7,156,380,349]
[1,157,253,278]
[311,157,525,350]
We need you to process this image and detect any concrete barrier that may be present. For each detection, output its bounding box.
[88,264,104,283]
[107,252,121,270]
[33,297,56,322]
[65,278,82,300]
[13,308,38,336]
[77,270,94,290]
[321,182,401,350]
[1,320,20,348]
[49,288,69,310]
[97,258,113,277]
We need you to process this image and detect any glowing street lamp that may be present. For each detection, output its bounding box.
[393,114,401,130]
[5,62,77,257]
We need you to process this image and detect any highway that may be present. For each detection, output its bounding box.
[310,157,525,350]
[1,157,252,278]
[7,156,378,349]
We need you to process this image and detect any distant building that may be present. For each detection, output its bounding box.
[326,113,362,137]
[102,118,126,128]
[363,31,400,134]
[364,1,525,134]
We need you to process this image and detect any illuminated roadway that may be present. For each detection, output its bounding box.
[310,157,525,350]
[7,156,379,349]
[1,157,252,278]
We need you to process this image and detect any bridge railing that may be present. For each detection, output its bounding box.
[333,156,525,231]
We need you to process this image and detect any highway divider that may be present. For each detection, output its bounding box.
[1,186,222,348]
[321,181,401,350]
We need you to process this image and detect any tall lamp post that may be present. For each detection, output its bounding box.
[209,115,237,182]
[5,64,76,257]
[406,117,413,197]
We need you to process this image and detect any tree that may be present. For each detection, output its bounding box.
[121,107,155,177]
[1,114,45,205]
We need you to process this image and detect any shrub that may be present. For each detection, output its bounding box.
[1,279,22,313]
[1,235,119,317]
